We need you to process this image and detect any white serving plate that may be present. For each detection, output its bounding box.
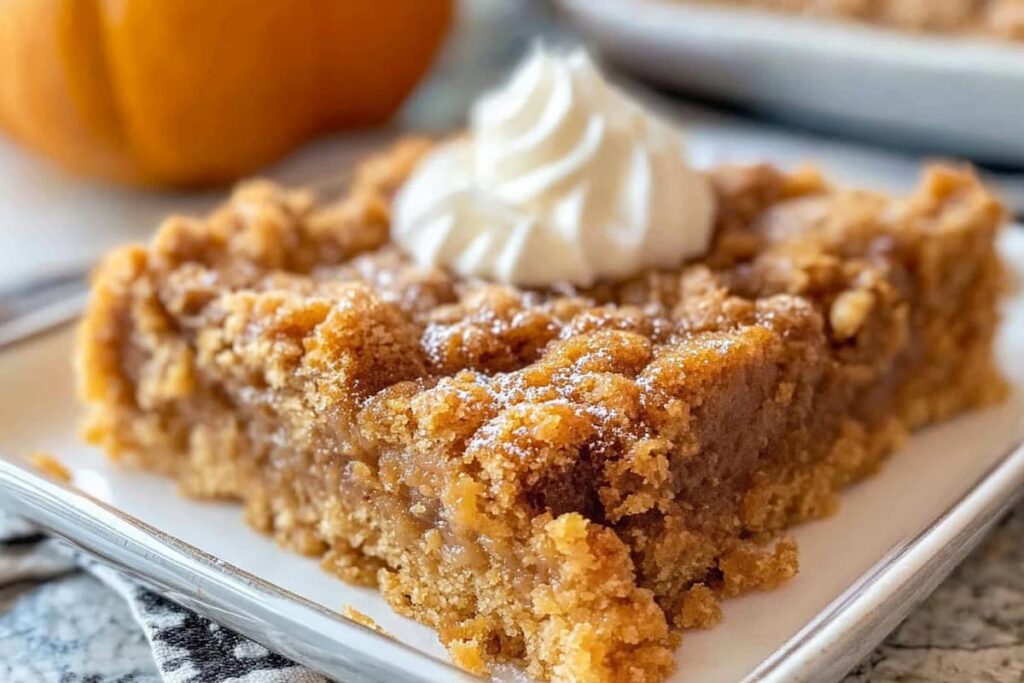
[0,231,1022,682]
[557,0,1024,165]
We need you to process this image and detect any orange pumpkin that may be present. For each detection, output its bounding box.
[0,0,453,186]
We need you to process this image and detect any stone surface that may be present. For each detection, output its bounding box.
[0,572,159,683]
[843,502,1024,683]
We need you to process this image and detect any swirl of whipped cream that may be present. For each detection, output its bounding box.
[393,46,715,287]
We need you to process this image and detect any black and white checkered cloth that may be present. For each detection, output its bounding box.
[0,515,326,683]
[3,507,1024,682]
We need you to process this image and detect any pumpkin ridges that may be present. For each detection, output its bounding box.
[94,0,308,185]
[56,0,136,180]
[0,0,453,186]
[96,0,393,185]
[0,1,74,155]
[0,0,134,180]
[58,0,128,157]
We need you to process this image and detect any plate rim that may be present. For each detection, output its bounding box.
[749,439,1024,682]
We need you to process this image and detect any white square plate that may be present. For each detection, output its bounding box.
[1,232,1022,683]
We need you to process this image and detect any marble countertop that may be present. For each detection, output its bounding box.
[845,504,1024,682]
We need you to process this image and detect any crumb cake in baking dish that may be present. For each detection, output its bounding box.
[76,48,1007,683]
[692,0,1024,41]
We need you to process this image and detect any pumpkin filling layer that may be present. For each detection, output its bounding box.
[76,139,1007,682]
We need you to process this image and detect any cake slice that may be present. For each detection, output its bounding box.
[76,138,1006,682]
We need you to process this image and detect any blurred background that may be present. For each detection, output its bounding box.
[1,0,1021,314]
[0,2,1022,682]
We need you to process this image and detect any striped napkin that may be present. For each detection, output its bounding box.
[0,515,325,683]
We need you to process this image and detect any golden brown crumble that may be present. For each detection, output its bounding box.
[29,451,72,483]
[692,0,1024,40]
[76,138,1006,682]
[341,604,391,637]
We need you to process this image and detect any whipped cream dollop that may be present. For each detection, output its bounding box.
[393,46,715,287]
